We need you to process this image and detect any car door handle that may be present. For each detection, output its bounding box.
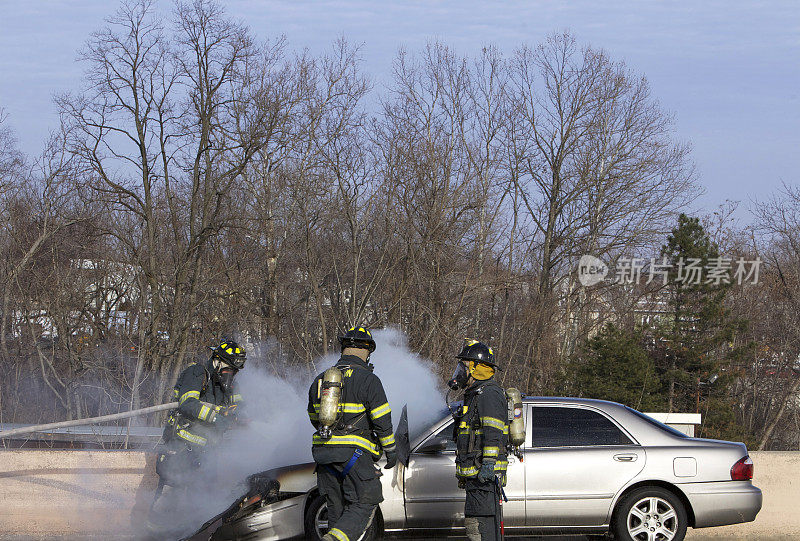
[614,453,638,462]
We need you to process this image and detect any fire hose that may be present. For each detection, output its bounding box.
[0,402,179,439]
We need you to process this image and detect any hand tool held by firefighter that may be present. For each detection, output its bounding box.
[318,366,343,439]
[506,387,525,459]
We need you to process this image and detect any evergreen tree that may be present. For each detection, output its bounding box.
[654,214,748,438]
[561,324,665,411]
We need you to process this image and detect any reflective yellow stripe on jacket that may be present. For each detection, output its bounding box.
[311,403,367,414]
[379,433,396,448]
[199,404,211,421]
[370,402,391,420]
[312,434,380,456]
[179,390,200,404]
[341,403,367,414]
[460,427,509,437]
[481,416,506,431]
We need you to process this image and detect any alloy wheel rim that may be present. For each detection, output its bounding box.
[315,502,329,538]
[626,496,678,541]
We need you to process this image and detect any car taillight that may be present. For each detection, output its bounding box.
[730,456,753,481]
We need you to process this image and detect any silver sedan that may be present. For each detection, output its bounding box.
[214,397,762,541]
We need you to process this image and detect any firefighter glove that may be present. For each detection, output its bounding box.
[384,450,398,469]
[213,413,235,432]
[477,461,496,483]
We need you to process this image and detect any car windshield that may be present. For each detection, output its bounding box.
[409,405,454,441]
[626,406,689,438]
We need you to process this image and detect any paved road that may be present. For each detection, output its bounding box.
[388,535,589,541]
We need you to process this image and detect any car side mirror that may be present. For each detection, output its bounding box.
[417,436,450,454]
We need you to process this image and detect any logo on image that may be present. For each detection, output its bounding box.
[577,255,608,287]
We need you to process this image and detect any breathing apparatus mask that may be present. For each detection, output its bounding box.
[445,339,497,416]
[214,365,238,393]
[446,360,474,417]
[448,359,496,391]
[448,360,471,391]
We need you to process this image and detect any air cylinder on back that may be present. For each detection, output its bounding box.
[506,387,525,447]
[318,367,343,439]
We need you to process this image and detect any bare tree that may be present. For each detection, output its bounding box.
[752,184,800,449]
[506,32,697,389]
[58,0,283,406]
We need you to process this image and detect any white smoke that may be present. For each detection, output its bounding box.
[144,327,445,538]
[369,326,446,432]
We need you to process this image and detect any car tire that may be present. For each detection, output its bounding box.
[304,493,380,541]
[612,486,687,541]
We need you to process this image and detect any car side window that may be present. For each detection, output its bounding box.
[532,406,633,447]
[428,420,458,452]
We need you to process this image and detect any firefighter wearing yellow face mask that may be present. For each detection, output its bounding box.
[448,339,508,541]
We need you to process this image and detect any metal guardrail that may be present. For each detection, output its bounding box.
[0,402,177,449]
[0,423,163,448]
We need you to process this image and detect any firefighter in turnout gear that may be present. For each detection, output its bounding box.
[308,327,397,541]
[448,340,508,541]
[146,339,245,536]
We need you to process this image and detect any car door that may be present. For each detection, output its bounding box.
[404,417,526,528]
[524,404,645,527]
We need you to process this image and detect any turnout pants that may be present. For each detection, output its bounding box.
[464,478,502,541]
[316,452,383,541]
[145,443,203,537]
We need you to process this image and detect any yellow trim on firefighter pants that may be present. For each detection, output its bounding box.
[457,460,508,478]
[177,429,207,446]
[327,528,349,541]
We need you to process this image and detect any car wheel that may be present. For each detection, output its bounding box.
[304,493,380,541]
[612,486,687,541]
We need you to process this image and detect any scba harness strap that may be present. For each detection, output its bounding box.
[324,448,364,480]
[331,363,373,439]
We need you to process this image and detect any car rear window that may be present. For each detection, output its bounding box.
[532,406,633,447]
[625,406,689,438]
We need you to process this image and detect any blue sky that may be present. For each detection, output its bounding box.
[1,1,798,219]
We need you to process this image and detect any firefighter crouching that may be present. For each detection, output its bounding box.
[146,339,245,535]
[308,327,398,541]
[448,340,508,541]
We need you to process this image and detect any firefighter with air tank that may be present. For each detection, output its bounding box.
[308,327,397,541]
[447,339,525,541]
